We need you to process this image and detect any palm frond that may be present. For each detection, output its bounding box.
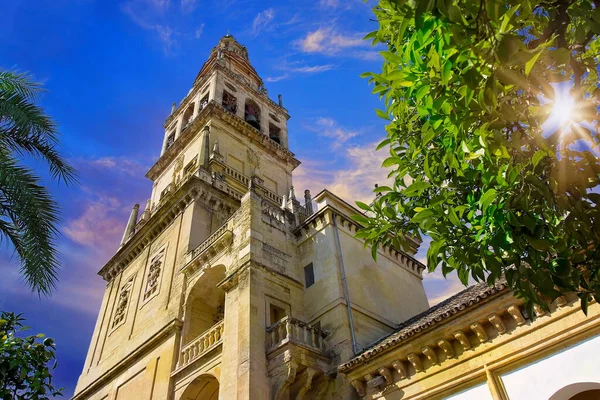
[0,71,77,184]
[0,70,44,102]
[0,149,61,296]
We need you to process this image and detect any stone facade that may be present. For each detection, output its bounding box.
[73,34,600,400]
[73,35,428,400]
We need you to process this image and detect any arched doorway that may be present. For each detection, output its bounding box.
[181,374,219,400]
[549,382,600,400]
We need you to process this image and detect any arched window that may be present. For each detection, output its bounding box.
[182,103,194,130]
[550,382,600,400]
[269,123,281,144]
[222,91,237,113]
[244,98,261,130]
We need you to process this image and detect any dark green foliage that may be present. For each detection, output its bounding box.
[357,0,600,312]
[0,312,64,399]
[0,70,77,295]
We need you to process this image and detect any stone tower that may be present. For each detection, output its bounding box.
[73,34,429,400]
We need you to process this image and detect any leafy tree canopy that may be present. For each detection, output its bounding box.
[357,0,600,312]
[0,312,63,399]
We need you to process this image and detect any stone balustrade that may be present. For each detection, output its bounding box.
[179,320,224,369]
[191,223,229,260]
[266,316,327,354]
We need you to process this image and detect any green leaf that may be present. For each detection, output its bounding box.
[411,208,435,224]
[351,214,370,225]
[441,60,452,86]
[479,189,498,210]
[403,180,431,196]
[526,236,550,252]
[355,201,371,212]
[525,49,543,76]
[532,150,547,168]
[382,157,401,167]
[375,108,391,121]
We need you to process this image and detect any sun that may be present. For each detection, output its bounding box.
[551,86,576,126]
[541,84,577,135]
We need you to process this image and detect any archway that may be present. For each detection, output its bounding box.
[182,265,227,346]
[180,374,219,400]
[549,382,600,400]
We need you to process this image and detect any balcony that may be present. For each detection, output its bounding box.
[179,320,224,370]
[182,223,233,276]
[267,316,327,355]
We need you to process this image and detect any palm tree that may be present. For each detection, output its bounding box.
[0,70,77,296]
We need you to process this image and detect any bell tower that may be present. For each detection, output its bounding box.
[73,34,429,400]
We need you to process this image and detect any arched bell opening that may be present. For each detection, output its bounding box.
[180,374,219,400]
[550,382,600,400]
[182,265,227,347]
[244,98,261,131]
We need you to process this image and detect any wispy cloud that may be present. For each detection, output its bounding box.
[266,74,290,83]
[311,117,360,149]
[82,156,149,177]
[267,60,335,82]
[319,0,340,7]
[121,1,178,53]
[195,23,205,39]
[180,0,197,13]
[298,27,365,54]
[294,136,389,204]
[252,8,275,36]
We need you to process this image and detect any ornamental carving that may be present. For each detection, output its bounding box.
[143,250,165,301]
[112,276,134,328]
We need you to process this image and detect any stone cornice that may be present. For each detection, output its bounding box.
[147,101,300,182]
[71,318,182,400]
[294,205,425,279]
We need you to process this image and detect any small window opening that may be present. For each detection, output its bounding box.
[269,304,286,326]
[304,263,315,288]
[165,132,175,150]
[182,103,194,129]
[199,94,209,110]
[222,91,237,113]
[269,123,281,144]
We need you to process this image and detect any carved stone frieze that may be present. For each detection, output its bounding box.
[407,353,423,372]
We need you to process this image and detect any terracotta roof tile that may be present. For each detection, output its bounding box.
[338,278,508,373]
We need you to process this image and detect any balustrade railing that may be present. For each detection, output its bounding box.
[190,223,228,260]
[180,320,224,368]
[266,316,327,353]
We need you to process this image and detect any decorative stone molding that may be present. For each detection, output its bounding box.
[488,314,506,334]
[555,296,567,307]
[470,322,488,343]
[274,361,298,400]
[421,346,438,365]
[453,330,471,350]
[378,366,393,386]
[533,304,545,317]
[407,353,423,372]
[507,304,526,325]
[178,320,224,369]
[437,339,454,359]
[351,380,366,397]
[391,360,408,379]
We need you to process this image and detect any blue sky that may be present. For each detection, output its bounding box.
[0,0,463,396]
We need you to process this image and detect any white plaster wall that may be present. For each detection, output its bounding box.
[500,334,600,400]
[444,383,493,400]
